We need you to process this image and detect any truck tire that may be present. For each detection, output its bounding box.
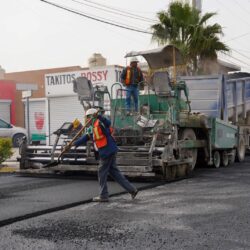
[229,149,236,165]
[221,151,229,167]
[236,135,246,162]
[179,128,197,170]
[213,151,221,168]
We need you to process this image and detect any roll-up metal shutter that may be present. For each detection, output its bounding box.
[48,95,84,145]
[0,100,11,123]
[24,98,46,143]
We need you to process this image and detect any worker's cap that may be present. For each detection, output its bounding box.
[85,108,97,118]
[130,57,139,63]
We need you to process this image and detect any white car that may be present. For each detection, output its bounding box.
[0,118,27,147]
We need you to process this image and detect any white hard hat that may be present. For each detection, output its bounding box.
[130,57,139,63]
[86,108,97,117]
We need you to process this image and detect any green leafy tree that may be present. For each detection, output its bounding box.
[151,1,229,74]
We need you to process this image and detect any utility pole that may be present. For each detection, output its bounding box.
[192,0,202,11]
[16,83,38,144]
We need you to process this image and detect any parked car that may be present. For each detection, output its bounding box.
[0,118,27,147]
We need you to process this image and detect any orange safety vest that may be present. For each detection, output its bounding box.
[93,119,114,149]
[125,66,142,86]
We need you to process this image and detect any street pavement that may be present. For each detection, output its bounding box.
[0,175,149,226]
[0,157,249,250]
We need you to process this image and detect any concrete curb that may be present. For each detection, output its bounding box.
[0,163,19,173]
[0,167,17,173]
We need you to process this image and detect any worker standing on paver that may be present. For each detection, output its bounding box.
[73,108,138,202]
[120,57,144,115]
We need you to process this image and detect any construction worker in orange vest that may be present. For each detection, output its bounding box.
[120,57,144,115]
[73,108,138,202]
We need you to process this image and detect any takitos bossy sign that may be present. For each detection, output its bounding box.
[45,65,123,97]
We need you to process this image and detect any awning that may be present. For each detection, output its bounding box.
[125,45,183,69]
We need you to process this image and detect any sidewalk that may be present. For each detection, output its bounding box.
[0,148,20,173]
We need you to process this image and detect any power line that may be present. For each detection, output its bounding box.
[216,0,250,43]
[221,52,250,67]
[219,53,250,71]
[70,0,154,23]
[40,0,153,35]
[68,0,147,30]
[216,0,250,27]
[225,32,250,42]
[49,1,142,30]
[75,0,157,23]
[231,47,250,53]
[71,0,151,22]
[41,0,250,70]
[219,56,250,71]
[232,0,250,15]
[231,48,250,61]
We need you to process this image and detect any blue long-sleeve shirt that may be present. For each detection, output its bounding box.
[74,115,118,159]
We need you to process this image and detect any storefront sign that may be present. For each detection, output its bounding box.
[22,90,32,98]
[45,66,123,97]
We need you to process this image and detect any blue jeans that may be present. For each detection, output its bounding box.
[126,85,139,112]
[98,153,136,198]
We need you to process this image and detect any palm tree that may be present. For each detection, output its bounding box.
[151,2,229,74]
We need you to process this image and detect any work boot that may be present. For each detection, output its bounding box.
[92,196,109,202]
[130,189,138,200]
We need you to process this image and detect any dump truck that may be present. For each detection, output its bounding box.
[180,74,250,160]
[19,45,248,180]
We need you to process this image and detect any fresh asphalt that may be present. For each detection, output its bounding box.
[0,174,156,227]
[0,157,249,249]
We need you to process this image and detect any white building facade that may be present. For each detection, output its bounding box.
[29,65,124,144]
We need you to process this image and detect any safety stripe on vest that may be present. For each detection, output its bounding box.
[93,126,103,140]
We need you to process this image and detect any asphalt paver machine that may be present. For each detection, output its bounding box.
[19,45,241,179]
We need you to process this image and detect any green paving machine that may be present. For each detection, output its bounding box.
[19,45,241,179]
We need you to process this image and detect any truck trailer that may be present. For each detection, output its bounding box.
[181,74,250,162]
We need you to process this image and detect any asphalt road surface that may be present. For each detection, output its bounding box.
[0,157,250,249]
[0,175,150,226]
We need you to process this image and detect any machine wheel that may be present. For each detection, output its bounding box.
[213,151,221,168]
[13,133,26,147]
[229,149,236,165]
[176,164,187,178]
[171,166,177,179]
[179,128,197,170]
[164,165,176,180]
[19,136,28,169]
[236,135,246,162]
[221,151,229,167]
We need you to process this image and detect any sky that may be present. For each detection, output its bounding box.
[1,0,250,73]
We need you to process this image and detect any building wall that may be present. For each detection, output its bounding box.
[4,66,82,127]
[44,65,124,144]
[2,64,125,133]
[0,80,16,124]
